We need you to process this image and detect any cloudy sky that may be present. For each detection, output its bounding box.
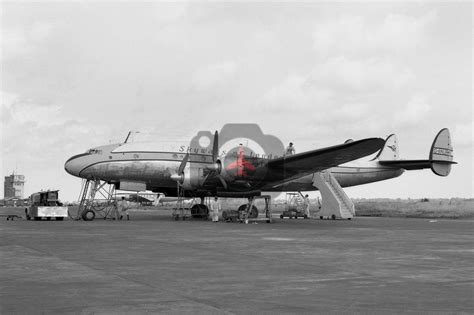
[1,1,472,202]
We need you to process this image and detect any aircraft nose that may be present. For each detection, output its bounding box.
[64,153,89,177]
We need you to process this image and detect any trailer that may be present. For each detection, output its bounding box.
[26,190,68,221]
[280,192,308,219]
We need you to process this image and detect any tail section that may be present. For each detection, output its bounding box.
[374,134,399,161]
[429,128,454,176]
[377,128,456,176]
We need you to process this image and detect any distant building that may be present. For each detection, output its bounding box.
[4,172,25,199]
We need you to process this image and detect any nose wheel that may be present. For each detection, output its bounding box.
[82,209,96,221]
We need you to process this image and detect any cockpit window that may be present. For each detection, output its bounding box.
[86,149,102,154]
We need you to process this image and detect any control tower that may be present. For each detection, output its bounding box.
[4,172,25,199]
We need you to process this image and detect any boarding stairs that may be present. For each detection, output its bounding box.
[312,171,355,219]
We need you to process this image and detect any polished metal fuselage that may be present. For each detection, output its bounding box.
[65,143,404,196]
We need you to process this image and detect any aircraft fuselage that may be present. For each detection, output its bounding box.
[65,142,404,197]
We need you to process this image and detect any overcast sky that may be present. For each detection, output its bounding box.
[1,1,472,202]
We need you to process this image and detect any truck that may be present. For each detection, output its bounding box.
[25,190,68,221]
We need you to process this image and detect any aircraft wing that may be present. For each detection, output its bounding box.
[266,138,385,179]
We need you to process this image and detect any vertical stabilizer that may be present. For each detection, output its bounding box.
[375,134,399,161]
[377,128,456,176]
[429,128,454,176]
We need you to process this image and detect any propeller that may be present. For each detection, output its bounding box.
[178,152,189,177]
[171,152,189,184]
[171,152,189,198]
[172,131,228,190]
[212,130,219,162]
[204,131,227,189]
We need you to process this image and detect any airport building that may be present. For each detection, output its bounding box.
[4,172,25,199]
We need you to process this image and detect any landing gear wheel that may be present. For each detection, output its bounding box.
[238,205,258,218]
[82,210,96,221]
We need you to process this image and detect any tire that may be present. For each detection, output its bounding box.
[238,205,258,218]
[331,214,336,220]
[304,214,308,219]
[56,217,64,221]
[320,216,323,220]
[34,217,41,221]
[280,214,283,219]
[82,210,96,221]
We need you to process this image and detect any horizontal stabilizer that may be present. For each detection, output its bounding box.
[378,159,454,170]
[378,128,456,176]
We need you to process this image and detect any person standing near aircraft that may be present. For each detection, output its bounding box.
[285,142,295,155]
[303,194,311,218]
[210,197,221,222]
[118,196,130,220]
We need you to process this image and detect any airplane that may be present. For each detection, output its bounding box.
[64,125,455,220]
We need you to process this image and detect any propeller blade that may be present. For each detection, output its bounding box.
[178,152,189,175]
[217,175,228,190]
[201,173,210,186]
[212,130,219,162]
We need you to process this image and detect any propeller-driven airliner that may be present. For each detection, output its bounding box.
[65,125,455,220]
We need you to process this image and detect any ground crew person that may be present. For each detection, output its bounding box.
[111,200,120,220]
[118,196,130,220]
[285,142,295,155]
[304,194,311,218]
[210,197,221,222]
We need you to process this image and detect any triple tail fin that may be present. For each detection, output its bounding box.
[429,128,455,176]
[373,134,399,161]
[377,128,456,177]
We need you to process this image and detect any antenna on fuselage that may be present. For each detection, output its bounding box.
[124,131,140,143]
[124,131,132,143]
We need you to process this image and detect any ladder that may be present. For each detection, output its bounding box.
[76,179,117,220]
[173,182,190,220]
[312,171,355,219]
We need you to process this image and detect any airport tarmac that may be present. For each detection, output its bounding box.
[1,212,473,314]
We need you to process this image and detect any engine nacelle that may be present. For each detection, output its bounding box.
[181,165,207,190]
